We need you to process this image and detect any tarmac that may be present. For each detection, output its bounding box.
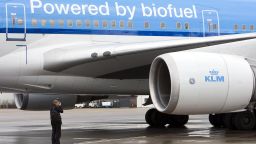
[0,108,256,144]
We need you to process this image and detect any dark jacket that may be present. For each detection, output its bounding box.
[50,106,63,125]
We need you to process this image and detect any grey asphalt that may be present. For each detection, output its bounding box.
[0,108,256,144]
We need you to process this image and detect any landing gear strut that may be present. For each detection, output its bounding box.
[145,108,189,127]
[209,110,256,130]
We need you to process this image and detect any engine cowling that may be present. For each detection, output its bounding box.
[14,94,78,110]
[149,52,255,115]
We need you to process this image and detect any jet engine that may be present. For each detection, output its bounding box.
[149,52,255,115]
[14,94,78,110]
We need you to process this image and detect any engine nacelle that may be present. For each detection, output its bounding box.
[14,94,77,110]
[150,52,255,115]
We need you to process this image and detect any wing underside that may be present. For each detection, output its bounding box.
[42,33,256,78]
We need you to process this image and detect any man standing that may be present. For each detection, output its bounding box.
[50,99,63,144]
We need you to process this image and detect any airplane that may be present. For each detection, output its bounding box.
[1,0,256,130]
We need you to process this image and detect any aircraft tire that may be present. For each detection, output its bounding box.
[168,115,189,127]
[223,113,235,129]
[209,114,224,128]
[145,109,166,127]
[232,111,255,130]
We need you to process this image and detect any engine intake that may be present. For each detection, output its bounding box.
[150,52,255,115]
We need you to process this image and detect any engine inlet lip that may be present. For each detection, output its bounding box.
[149,56,180,114]
[14,93,29,110]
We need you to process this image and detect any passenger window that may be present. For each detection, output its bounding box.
[234,24,238,31]
[85,20,90,27]
[76,20,82,27]
[41,19,47,27]
[17,19,24,25]
[59,20,64,27]
[160,22,166,29]
[250,25,254,31]
[32,19,37,26]
[111,21,116,28]
[128,21,133,28]
[144,22,150,29]
[94,20,99,27]
[102,21,108,28]
[67,20,73,27]
[50,20,55,27]
[185,23,190,30]
[242,25,246,31]
[176,22,181,29]
[120,21,124,28]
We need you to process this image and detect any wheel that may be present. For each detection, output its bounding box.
[145,109,167,127]
[209,114,224,128]
[151,109,168,127]
[254,110,256,129]
[168,115,189,127]
[223,113,235,129]
[145,109,154,126]
[232,111,255,130]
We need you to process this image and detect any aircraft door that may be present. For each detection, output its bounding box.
[202,10,220,37]
[6,3,26,41]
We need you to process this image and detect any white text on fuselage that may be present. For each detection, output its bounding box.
[30,0,198,20]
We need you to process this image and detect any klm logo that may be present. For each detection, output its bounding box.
[205,69,224,83]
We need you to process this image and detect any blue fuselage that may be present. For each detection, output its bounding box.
[0,0,255,39]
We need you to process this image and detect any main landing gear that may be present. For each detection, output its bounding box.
[145,108,189,127]
[209,110,256,130]
[145,108,256,130]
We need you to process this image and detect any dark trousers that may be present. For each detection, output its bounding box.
[51,123,61,144]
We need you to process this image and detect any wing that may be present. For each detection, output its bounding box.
[43,33,256,73]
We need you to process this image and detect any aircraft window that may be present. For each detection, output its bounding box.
[144,22,150,29]
[234,25,238,31]
[160,22,166,29]
[111,21,116,28]
[185,23,190,30]
[32,19,37,26]
[120,21,125,28]
[50,20,55,27]
[67,20,73,27]
[17,19,24,25]
[94,20,99,28]
[176,22,182,29]
[250,25,254,31]
[242,25,246,31]
[41,19,47,27]
[85,20,90,27]
[102,21,108,28]
[128,21,133,28]
[76,20,82,27]
[59,20,64,27]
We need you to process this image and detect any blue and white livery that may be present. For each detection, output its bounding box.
[1,0,256,130]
